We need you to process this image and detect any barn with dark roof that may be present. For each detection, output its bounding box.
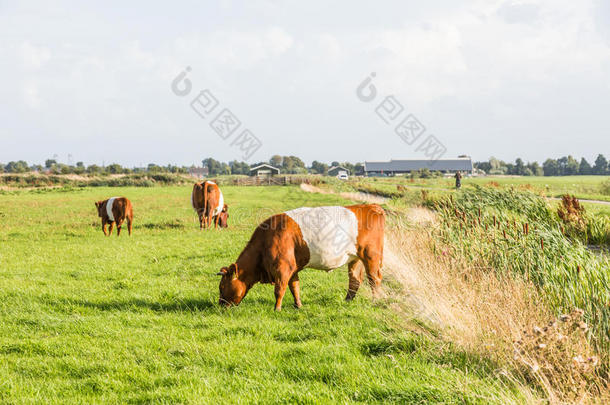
[364,158,472,176]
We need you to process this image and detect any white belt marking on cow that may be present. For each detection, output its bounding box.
[214,190,224,217]
[285,206,358,271]
[203,181,223,217]
[106,197,118,222]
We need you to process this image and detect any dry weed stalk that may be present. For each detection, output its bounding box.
[383,211,609,403]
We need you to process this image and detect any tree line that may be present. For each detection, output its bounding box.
[474,154,608,176]
[0,159,188,175]
[203,155,364,176]
[0,156,362,176]
[1,154,608,176]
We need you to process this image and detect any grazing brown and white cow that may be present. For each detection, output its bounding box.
[95,197,133,236]
[217,204,385,310]
[191,181,227,229]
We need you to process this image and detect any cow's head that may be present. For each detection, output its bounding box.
[218,204,229,228]
[217,263,246,306]
[95,201,104,217]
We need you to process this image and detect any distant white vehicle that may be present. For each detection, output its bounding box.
[337,171,349,180]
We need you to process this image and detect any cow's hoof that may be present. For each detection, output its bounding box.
[345,294,355,301]
[274,307,282,312]
[293,302,302,309]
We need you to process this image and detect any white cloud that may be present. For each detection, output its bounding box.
[20,41,51,69]
[0,0,609,165]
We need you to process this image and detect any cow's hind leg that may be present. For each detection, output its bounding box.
[273,260,298,311]
[346,259,365,301]
[362,249,383,298]
[198,211,204,230]
[127,215,133,235]
[116,218,124,236]
[288,273,302,309]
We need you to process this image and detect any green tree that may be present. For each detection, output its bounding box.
[564,155,579,175]
[58,164,71,174]
[593,154,608,175]
[202,158,224,175]
[45,159,57,168]
[269,155,283,167]
[474,161,491,173]
[579,158,592,175]
[310,161,328,174]
[87,164,103,174]
[230,161,250,175]
[514,158,525,175]
[527,162,543,176]
[281,156,306,174]
[5,160,29,173]
[107,163,123,174]
[543,159,559,176]
[342,162,356,175]
[489,157,507,175]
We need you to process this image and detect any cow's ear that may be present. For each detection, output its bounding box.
[229,263,239,278]
[216,267,229,276]
[95,201,100,208]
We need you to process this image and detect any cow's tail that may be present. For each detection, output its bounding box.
[203,181,209,218]
[191,183,200,211]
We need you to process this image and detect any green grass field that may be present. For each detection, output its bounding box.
[339,175,610,202]
[0,186,531,404]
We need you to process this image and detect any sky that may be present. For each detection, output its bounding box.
[1,0,610,167]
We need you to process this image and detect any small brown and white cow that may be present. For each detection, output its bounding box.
[95,197,133,236]
[191,181,227,229]
[217,204,385,310]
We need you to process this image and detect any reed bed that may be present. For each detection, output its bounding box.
[426,187,610,362]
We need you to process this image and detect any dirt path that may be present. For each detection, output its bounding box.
[548,197,610,206]
[299,183,389,205]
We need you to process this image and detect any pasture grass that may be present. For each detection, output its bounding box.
[0,186,530,403]
[333,175,610,202]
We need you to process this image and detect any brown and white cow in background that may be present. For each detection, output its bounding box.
[95,197,133,236]
[191,181,227,229]
[217,204,385,311]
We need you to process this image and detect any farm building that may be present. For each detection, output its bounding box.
[327,165,350,177]
[364,158,473,176]
[249,164,280,177]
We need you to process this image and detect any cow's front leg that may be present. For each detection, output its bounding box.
[288,273,302,309]
[274,280,288,311]
[102,220,108,236]
[108,222,114,236]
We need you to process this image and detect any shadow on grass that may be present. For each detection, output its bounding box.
[139,222,185,230]
[60,297,216,312]
[88,222,186,230]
